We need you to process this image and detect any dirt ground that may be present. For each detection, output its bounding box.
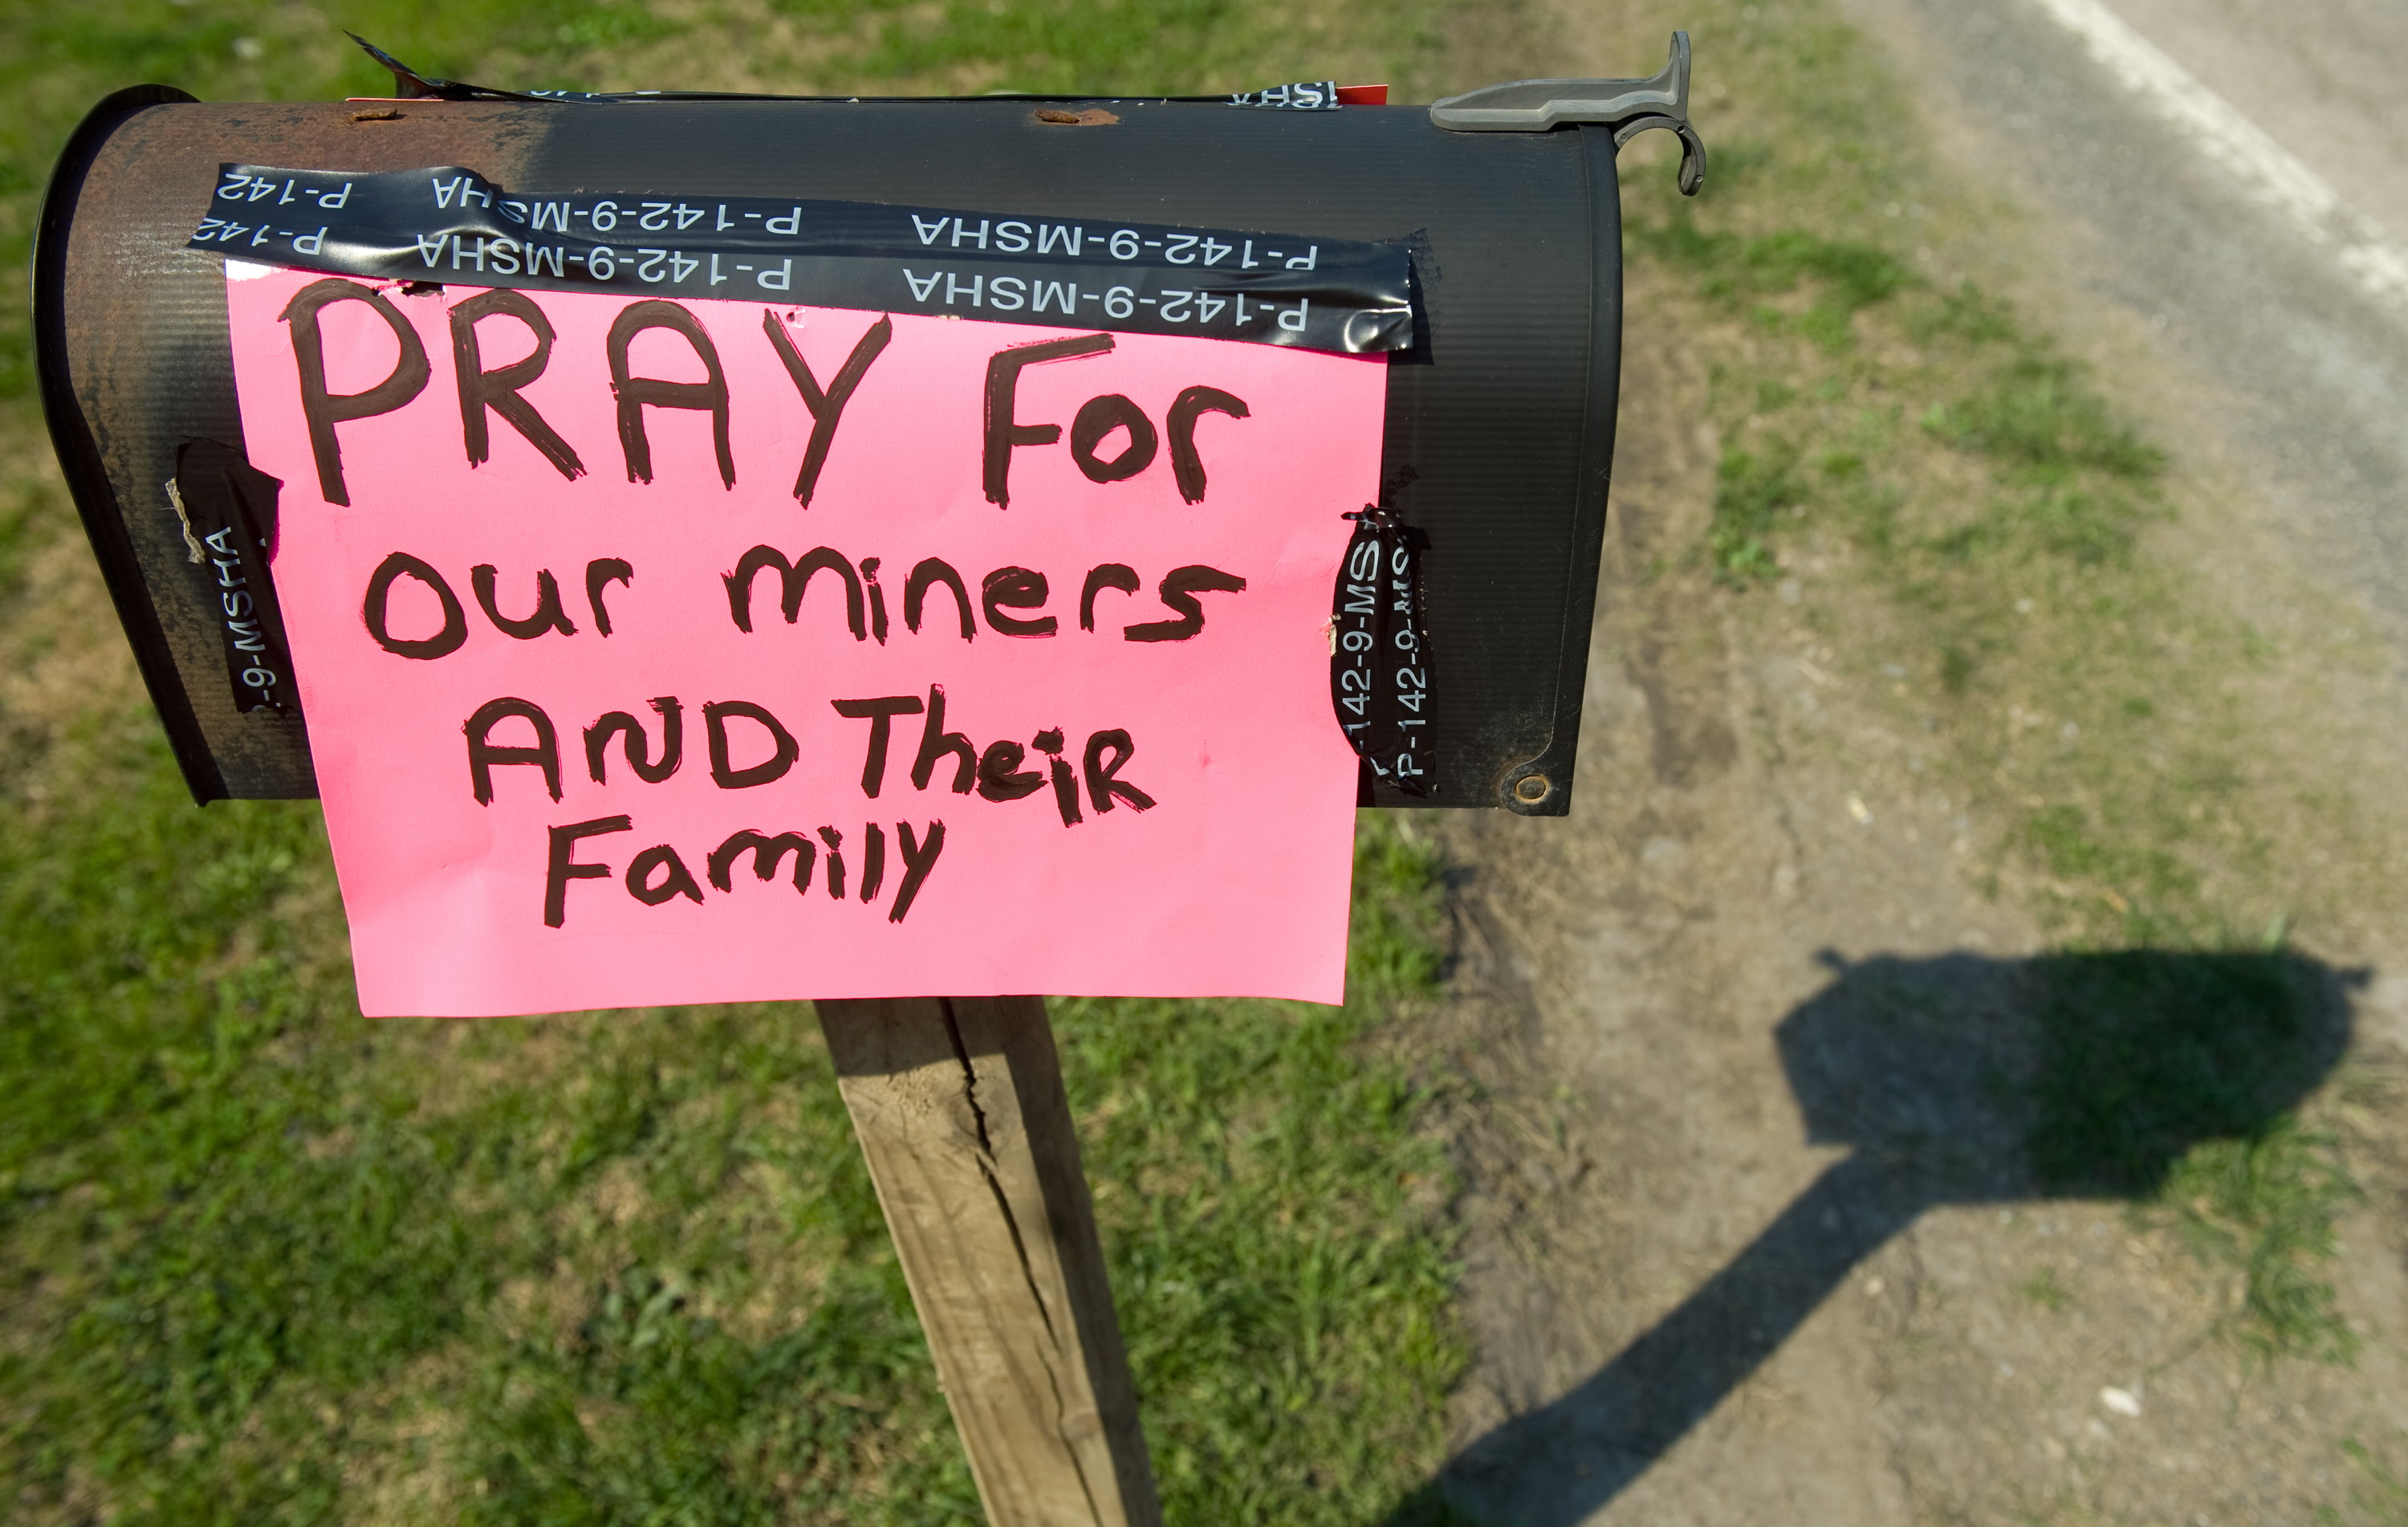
[1412,242,2408,1522]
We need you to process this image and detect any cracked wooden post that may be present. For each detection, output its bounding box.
[814,995,1161,1527]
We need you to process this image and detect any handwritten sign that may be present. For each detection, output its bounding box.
[221,259,1381,1015]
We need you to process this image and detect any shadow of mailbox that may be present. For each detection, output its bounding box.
[1421,946,2358,1527]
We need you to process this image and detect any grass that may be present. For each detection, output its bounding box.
[1602,0,2383,1364]
[2013,1268,2072,1313]
[0,729,1466,1522]
[1706,445,1803,588]
[2153,1120,2360,1366]
[2330,1435,2408,1526]
[0,2,1492,1521]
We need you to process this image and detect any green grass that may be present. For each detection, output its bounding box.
[0,720,1465,1522]
[2013,1268,2072,1313]
[1637,221,1914,356]
[0,2,1484,1521]
[1706,445,1803,588]
[2330,1435,2408,1525]
[2153,1119,2359,1366]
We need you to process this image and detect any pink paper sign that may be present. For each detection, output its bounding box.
[221,261,1382,1016]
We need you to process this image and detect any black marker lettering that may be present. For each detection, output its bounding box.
[910,684,977,794]
[762,308,893,506]
[1033,727,1082,826]
[703,699,799,788]
[584,697,682,784]
[981,566,1056,638]
[1068,393,1158,483]
[625,843,706,906]
[890,821,946,922]
[546,815,632,926]
[1080,563,1141,632]
[450,288,583,480]
[470,564,576,638]
[364,551,466,659]
[585,558,633,634]
[465,696,560,804]
[708,829,815,894]
[1167,385,1250,504]
[724,544,864,637]
[904,557,975,640]
[859,822,886,902]
[1125,564,1247,641]
[832,694,925,797]
[860,556,889,644]
[607,299,734,488]
[982,332,1112,507]
[1083,728,1157,812]
[976,739,1044,801]
[281,278,431,506]
[817,825,847,900]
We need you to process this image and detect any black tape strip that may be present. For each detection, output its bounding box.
[173,440,299,716]
[190,165,1417,356]
[1226,82,1340,109]
[1330,503,1432,796]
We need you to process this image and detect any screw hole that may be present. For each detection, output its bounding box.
[1512,774,1551,804]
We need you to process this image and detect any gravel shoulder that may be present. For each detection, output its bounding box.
[1422,262,2408,1525]
[1409,4,2408,1514]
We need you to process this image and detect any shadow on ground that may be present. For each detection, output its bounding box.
[1393,946,2362,1526]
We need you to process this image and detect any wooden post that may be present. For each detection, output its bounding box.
[814,996,1162,1527]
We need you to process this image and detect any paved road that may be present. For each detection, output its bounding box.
[2105,0,2408,242]
[1839,0,2408,658]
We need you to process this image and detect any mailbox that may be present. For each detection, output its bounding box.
[35,37,1702,814]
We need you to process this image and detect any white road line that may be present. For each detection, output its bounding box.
[2028,0,2408,308]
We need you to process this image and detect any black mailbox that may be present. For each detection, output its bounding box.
[35,38,1702,814]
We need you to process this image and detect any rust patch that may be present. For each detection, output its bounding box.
[1033,108,1120,126]
[352,108,406,122]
